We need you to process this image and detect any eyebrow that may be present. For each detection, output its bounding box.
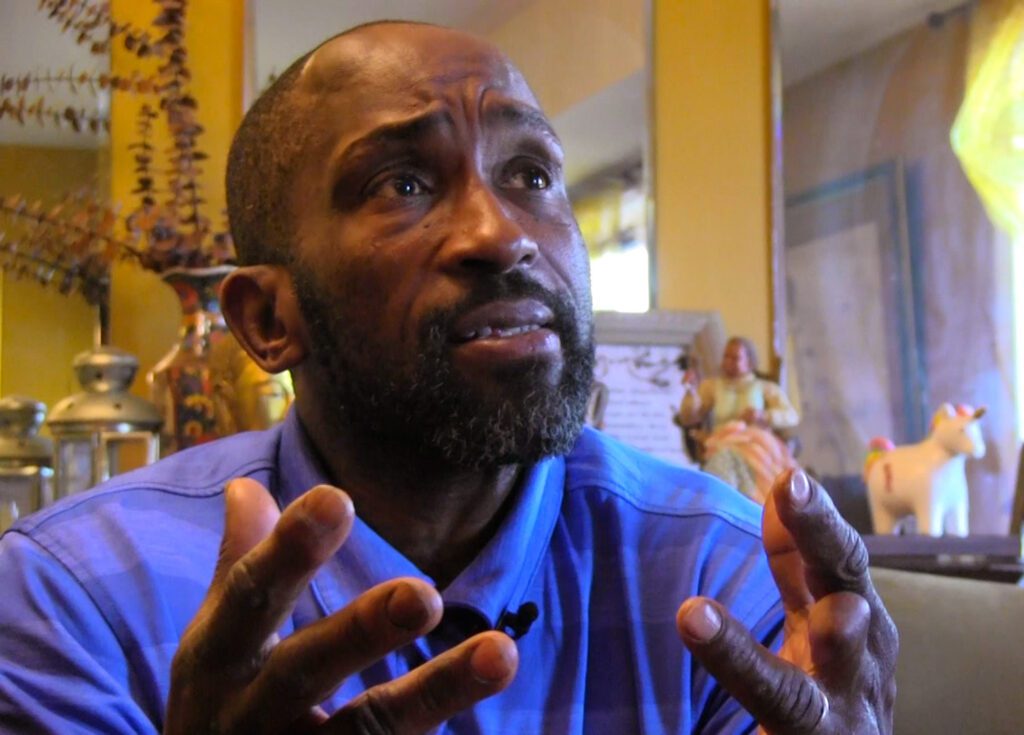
[482,102,562,146]
[334,110,455,169]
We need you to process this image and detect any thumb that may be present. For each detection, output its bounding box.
[211,477,281,590]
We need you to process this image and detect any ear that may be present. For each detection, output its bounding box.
[220,265,308,373]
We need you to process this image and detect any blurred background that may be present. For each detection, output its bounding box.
[1,0,1021,533]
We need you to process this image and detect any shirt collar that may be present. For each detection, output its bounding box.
[275,409,566,628]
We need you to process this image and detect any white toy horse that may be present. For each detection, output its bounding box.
[864,403,986,536]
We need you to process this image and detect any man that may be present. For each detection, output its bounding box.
[0,22,896,734]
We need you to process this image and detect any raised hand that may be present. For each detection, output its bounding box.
[677,470,897,733]
[164,478,518,735]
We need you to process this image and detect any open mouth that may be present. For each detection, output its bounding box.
[451,299,556,343]
[448,298,562,364]
[456,323,546,341]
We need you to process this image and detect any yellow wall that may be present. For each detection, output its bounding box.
[487,0,645,116]
[108,0,245,393]
[488,0,776,358]
[66,0,772,392]
[653,0,774,362]
[101,0,646,384]
[0,145,100,411]
[104,0,774,379]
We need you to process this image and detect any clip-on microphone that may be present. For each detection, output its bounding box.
[496,601,539,640]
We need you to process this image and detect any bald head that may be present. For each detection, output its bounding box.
[298,22,531,100]
[226,21,534,266]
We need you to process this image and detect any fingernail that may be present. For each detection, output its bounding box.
[470,635,518,683]
[789,470,811,508]
[386,582,440,631]
[682,600,722,642]
[302,486,353,534]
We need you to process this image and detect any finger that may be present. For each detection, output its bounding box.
[678,597,828,734]
[764,472,899,710]
[196,483,355,663]
[761,472,814,612]
[807,591,870,689]
[325,631,518,735]
[211,478,282,590]
[227,578,443,733]
[764,470,870,604]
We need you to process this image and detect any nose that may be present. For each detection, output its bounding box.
[440,178,539,275]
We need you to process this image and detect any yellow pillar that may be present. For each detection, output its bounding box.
[108,0,245,391]
[652,0,774,362]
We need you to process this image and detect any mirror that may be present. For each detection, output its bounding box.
[0,0,652,448]
[0,1,108,414]
[778,0,1021,533]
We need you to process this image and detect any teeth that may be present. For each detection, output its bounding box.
[465,324,541,340]
[494,324,540,338]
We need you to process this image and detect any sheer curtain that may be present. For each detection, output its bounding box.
[783,0,1020,532]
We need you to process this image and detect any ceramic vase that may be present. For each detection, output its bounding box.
[148,266,233,455]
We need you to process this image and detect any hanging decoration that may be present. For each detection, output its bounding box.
[951,1,1024,239]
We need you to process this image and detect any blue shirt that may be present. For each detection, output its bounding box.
[0,410,783,734]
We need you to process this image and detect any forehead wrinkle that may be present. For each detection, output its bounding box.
[330,107,455,171]
[290,29,547,202]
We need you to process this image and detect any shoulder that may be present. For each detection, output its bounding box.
[564,427,764,538]
[0,429,284,722]
[5,426,282,584]
[16,426,280,532]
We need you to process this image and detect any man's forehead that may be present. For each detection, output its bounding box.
[297,23,537,107]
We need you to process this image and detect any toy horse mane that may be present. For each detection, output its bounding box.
[930,403,986,432]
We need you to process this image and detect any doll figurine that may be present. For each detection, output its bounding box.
[674,336,799,503]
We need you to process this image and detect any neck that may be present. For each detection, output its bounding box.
[296,397,523,589]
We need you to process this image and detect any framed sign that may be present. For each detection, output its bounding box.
[592,310,726,466]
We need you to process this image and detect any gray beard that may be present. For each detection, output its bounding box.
[292,267,595,470]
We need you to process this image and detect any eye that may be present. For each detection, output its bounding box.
[505,162,552,191]
[390,175,428,197]
[368,173,431,200]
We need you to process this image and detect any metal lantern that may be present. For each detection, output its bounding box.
[0,396,54,531]
[47,347,162,499]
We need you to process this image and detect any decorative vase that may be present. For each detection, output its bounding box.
[148,266,233,455]
[148,265,295,456]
